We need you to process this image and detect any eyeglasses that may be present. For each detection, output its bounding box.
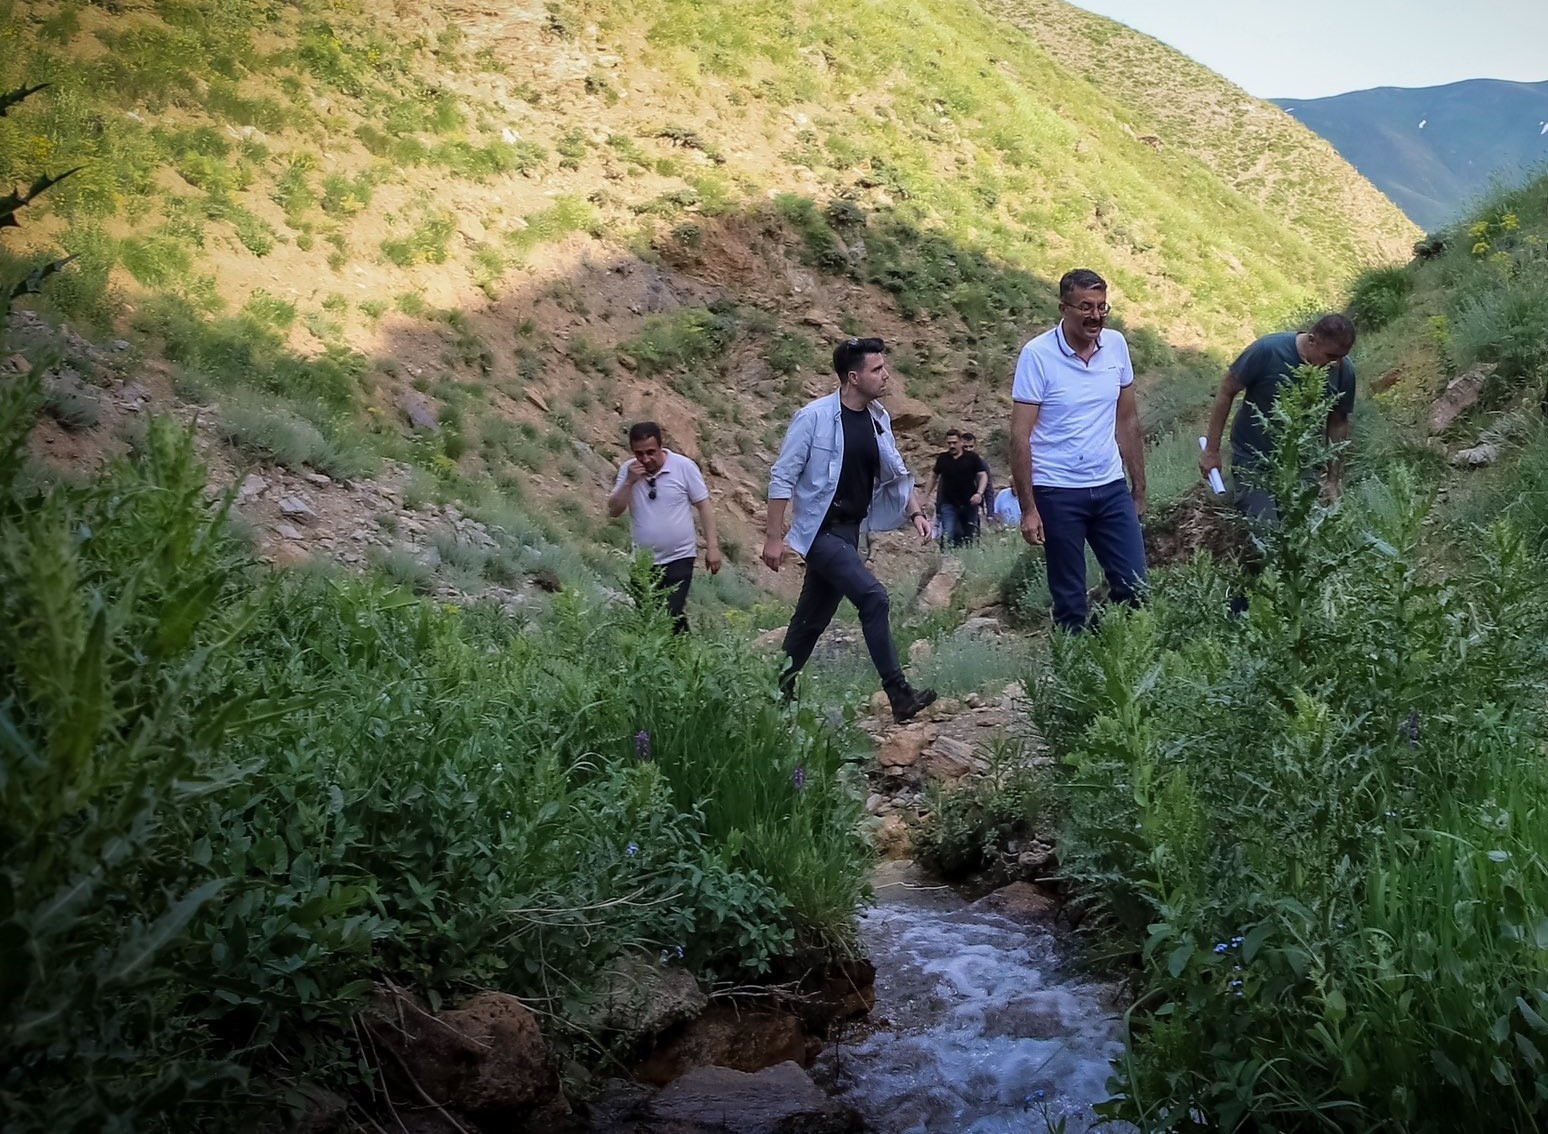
[1061,301,1111,316]
[646,475,658,501]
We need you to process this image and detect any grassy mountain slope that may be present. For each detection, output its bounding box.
[1276,78,1548,231]
[2,0,1417,597]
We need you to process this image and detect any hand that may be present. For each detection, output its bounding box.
[626,459,650,484]
[761,535,786,572]
[970,492,982,505]
[1198,445,1222,478]
[1132,488,1147,522]
[706,546,723,574]
[1020,508,1045,547]
[912,512,932,542]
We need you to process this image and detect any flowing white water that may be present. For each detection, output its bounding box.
[813,861,1132,1133]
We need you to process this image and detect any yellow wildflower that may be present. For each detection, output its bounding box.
[1500,213,1520,231]
[1472,241,1490,256]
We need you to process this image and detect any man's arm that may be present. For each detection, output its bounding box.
[607,464,643,517]
[1324,410,1350,497]
[972,463,989,504]
[923,463,940,509]
[905,485,931,542]
[1010,400,1043,546]
[762,498,789,571]
[694,497,723,573]
[1116,385,1146,518]
[1200,370,1244,477]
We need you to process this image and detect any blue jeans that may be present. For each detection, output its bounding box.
[1032,479,1147,632]
[781,524,904,693]
[938,501,980,548]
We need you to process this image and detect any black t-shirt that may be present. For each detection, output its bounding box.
[825,406,881,527]
[933,451,986,506]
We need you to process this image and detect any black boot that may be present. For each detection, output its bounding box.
[887,683,937,724]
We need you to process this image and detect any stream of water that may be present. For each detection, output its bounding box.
[812,861,1132,1133]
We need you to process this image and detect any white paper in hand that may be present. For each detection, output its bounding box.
[1198,437,1226,495]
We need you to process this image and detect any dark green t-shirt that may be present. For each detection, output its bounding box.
[1229,331,1356,469]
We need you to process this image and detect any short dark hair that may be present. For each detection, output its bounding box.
[945,428,961,439]
[832,336,886,381]
[1058,268,1107,302]
[628,421,663,445]
[961,431,976,443]
[1309,313,1356,352]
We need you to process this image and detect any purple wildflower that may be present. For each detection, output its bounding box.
[635,730,651,760]
[792,766,807,791]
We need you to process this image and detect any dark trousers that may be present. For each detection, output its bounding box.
[1032,479,1147,632]
[938,501,980,548]
[629,556,695,634]
[781,525,904,693]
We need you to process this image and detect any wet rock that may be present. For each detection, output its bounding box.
[364,987,566,1126]
[1428,362,1495,434]
[632,1004,810,1086]
[647,1062,862,1133]
[976,881,1058,924]
[592,955,707,1051]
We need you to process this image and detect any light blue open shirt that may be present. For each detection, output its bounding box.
[768,390,915,557]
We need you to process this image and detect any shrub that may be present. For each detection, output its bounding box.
[1347,264,1414,332]
[622,306,740,377]
[1038,372,1548,1129]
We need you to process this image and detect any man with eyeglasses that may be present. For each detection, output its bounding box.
[763,337,938,723]
[1010,268,1148,632]
[1198,313,1357,521]
[608,420,721,634]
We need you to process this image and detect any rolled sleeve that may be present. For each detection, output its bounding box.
[768,408,812,499]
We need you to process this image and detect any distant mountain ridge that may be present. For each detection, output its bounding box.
[1274,78,1548,231]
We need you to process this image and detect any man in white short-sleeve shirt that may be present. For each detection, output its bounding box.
[607,421,721,633]
[1009,268,1147,631]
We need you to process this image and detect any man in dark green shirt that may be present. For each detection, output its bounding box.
[1199,313,1357,520]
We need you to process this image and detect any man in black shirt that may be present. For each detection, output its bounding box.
[763,337,937,723]
[926,429,988,548]
[964,431,994,524]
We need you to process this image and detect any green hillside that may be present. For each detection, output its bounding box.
[0,0,1418,590]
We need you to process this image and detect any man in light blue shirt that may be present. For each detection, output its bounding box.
[763,337,937,722]
[1010,269,1148,631]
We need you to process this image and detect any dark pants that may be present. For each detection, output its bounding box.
[938,501,980,548]
[781,524,904,693]
[630,556,695,634]
[1033,479,1147,632]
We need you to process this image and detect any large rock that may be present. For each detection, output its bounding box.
[975,881,1058,924]
[916,558,964,611]
[397,391,440,433]
[632,1004,810,1086]
[875,722,937,771]
[647,1062,863,1134]
[920,734,983,785]
[364,987,565,1128]
[592,955,708,1051]
[884,391,934,433]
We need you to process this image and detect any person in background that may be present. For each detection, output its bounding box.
[963,432,995,525]
[1198,313,1357,520]
[1009,268,1147,632]
[607,421,721,633]
[926,429,988,548]
[991,480,1022,529]
[762,337,938,723]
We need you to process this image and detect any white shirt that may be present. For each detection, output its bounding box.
[612,450,709,564]
[1012,324,1133,488]
[993,487,1022,525]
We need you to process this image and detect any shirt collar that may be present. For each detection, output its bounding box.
[1054,323,1101,357]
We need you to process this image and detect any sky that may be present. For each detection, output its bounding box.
[1065,0,1548,100]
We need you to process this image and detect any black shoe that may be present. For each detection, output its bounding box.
[888,685,938,724]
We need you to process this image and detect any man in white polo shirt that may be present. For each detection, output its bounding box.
[607,421,722,634]
[1009,268,1147,632]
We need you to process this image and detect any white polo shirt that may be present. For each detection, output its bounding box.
[612,450,709,565]
[1012,324,1132,488]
